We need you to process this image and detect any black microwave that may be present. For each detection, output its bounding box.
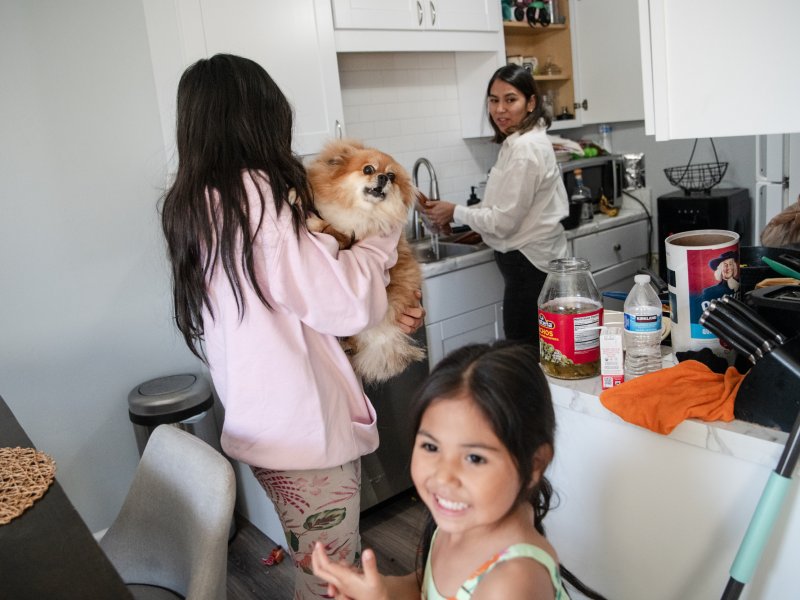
[560,155,624,208]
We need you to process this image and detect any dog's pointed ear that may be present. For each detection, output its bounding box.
[323,141,358,168]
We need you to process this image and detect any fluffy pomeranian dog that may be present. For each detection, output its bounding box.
[306,139,425,384]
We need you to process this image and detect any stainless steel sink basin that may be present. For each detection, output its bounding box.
[410,240,486,264]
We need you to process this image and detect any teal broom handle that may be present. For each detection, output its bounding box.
[729,472,792,584]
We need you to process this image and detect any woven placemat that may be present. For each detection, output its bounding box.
[0,447,56,525]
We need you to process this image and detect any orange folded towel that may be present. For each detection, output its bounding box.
[599,360,745,434]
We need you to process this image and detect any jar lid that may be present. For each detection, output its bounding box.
[548,257,591,272]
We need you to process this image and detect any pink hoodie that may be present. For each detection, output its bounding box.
[204,172,399,470]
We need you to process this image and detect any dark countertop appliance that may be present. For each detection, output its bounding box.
[657,188,752,281]
[360,327,428,511]
[560,155,624,209]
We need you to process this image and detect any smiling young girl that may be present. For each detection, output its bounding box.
[312,342,606,599]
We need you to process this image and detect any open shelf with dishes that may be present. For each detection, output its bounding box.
[502,0,577,127]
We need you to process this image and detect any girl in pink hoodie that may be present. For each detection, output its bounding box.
[161,54,423,599]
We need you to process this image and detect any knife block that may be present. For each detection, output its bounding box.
[734,335,800,433]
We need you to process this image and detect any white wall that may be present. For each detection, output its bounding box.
[338,52,500,203]
[0,1,202,531]
[569,120,757,206]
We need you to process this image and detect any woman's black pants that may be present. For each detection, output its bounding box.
[494,250,547,356]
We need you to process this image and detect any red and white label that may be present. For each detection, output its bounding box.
[538,308,602,365]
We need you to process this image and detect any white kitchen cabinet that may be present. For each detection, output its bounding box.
[572,0,643,125]
[332,0,503,53]
[638,0,800,140]
[422,259,504,369]
[568,210,650,309]
[572,220,649,273]
[331,0,505,138]
[142,0,344,157]
[426,303,503,368]
[503,0,643,130]
[331,0,499,33]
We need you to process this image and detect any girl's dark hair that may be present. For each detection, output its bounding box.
[486,64,551,144]
[412,342,607,600]
[160,54,315,360]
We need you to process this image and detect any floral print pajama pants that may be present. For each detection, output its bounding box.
[252,459,362,600]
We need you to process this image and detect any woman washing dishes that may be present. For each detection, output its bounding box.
[422,65,569,352]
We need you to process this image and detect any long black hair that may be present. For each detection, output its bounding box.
[161,54,315,360]
[412,342,607,600]
[486,64,551,144]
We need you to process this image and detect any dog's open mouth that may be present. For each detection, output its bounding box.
[364,186,386,200]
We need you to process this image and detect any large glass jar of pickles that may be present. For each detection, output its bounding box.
[538,258,603,379]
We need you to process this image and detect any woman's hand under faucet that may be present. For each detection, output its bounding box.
[421,197,456,230]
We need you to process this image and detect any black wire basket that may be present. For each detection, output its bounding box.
[663,138,728,194]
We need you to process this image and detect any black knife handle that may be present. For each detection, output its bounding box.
[700,314,759,364]
[718,295,785,346]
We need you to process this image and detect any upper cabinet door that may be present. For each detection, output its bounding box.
[144,0,344,157]
[572,0,643,125]
[427,0,499,32]
[639,0,800,140]
[330,0,422,30]
[331,0,498,32]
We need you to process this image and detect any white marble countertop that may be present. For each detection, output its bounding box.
[547,355,791,472]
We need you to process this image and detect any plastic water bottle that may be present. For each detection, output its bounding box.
[598,124,613,154]
[623,274,663,379]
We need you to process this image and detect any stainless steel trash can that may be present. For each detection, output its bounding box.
[127,373,220,456]
[127,373,236,540]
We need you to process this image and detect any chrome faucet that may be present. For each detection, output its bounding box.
[411,157,440,240]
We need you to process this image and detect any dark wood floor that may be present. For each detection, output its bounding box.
[226,489,427,599]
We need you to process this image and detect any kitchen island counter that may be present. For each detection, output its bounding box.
[544,360,800,600]
[547,356,791,472]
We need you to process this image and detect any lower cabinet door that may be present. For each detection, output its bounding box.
[426,303,502,369]
[593,256,648,312]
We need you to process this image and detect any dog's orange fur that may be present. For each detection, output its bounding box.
[307,139,425,383]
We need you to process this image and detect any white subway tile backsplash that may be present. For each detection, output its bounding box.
[338,52,498,200]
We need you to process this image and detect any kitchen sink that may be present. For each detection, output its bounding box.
[410,239,487,264]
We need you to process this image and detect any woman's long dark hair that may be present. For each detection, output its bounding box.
[411,342,607,600]
[161,54,315,360]
[486,64,551,144]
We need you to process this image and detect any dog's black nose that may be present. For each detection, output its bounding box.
[376,174,388,188]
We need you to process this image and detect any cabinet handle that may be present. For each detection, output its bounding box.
[613,243,622,252]
[417,1,423,26]
[430,1,436,26]
[335,120,343,139]
[574,99,589,111]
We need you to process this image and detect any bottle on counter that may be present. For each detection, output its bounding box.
[598,123,613,154]
[623,274,663,379]
[538,257,603,379]
[571,168,593,223]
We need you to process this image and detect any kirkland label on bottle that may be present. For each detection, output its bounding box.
[624,313,662,333]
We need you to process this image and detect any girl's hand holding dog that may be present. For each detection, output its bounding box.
[311,542,390,600]
[398,290,425,335]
